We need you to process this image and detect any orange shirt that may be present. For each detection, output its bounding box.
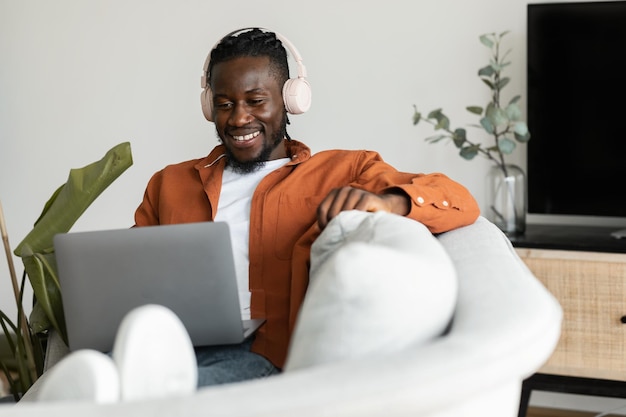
[134,140,480,368]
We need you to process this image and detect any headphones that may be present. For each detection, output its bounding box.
[200,28,312,122]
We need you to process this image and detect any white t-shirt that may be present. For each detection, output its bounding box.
[214,158,290,319]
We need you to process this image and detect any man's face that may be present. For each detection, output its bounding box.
[210,55,287,173]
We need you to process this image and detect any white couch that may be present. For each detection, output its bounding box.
[2,215,562,417]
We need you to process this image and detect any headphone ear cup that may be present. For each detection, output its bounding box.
[201,87,214,122]
[282,78,312,115]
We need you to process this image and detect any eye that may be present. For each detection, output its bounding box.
[214,101,233,110]
[248,98,266,106]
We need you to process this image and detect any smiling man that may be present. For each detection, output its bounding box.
[211,54,289,173]
[133,28,481,387]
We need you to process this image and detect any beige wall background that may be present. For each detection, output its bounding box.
[2,0,625,413]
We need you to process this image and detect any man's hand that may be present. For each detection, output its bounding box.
[317,187,410,229]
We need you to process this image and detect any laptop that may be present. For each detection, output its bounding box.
[53,221,264,352]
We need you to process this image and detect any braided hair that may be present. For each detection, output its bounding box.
[207,28,289,88]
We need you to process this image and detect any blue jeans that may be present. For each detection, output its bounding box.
[194,337,280,387]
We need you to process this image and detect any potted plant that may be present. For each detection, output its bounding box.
[0,142,133,400]
[412,31,531,236]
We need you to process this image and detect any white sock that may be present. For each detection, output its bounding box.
[36,350,120,403]
[112,304,198,402]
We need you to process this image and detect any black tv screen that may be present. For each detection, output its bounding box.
[527,1,626,219]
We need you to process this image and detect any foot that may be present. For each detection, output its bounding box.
[112,304,198,401]
[36,350,120,403]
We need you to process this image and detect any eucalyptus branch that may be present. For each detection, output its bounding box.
[413,31,531,177]
[415,113,499,164]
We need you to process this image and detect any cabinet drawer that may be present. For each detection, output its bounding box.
[516,248,626,381]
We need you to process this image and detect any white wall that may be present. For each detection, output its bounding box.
[0,0,528,312]
[1,0,623,413]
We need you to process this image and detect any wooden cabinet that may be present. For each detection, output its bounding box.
[515,248,626,381]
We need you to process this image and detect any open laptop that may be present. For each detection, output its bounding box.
[53,221,264,352]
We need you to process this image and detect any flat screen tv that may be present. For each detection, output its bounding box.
[527,1,626,226]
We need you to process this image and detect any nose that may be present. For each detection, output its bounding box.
[228,103,253,126]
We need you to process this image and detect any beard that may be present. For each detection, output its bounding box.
[217,114,288,174]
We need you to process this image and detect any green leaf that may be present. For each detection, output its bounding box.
[481,78,495,89]
[435,115,450,130]
[28,302,51,335]
[460,144,480,160]
[29,252,65,342]
[17,246,66,342]
[412,109,421,125]
[0,313,18,346]
[497,77,510,90]
[490,62,503,73]
[427,109,450,130]
[479,34,494,48]
[498,137,516,154]
[13,142,133,342]
[514,121,529,135]
[425,134,448,144]
[515,131,531,142]
[486,104,509,129]
[452,128,467,148]
[514,122,531,142]
[509,95,521,105]
[15,142,133,255]
[32,185,64,228]
[413,104,422,126]
[427,108,443,120]
[505,102,522,121]
[466,106,483,115]
[480,116,495,134]
[478,65,495,77]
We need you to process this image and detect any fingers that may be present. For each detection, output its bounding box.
[317,187,390,229]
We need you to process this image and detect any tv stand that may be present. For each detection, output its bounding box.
[512,223,626,416]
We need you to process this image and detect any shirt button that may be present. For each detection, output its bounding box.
[442,200,449,207]
[416,196,425,204]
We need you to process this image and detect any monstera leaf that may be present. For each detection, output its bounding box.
[13,141,133,344]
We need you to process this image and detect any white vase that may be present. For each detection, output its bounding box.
[486,164,526,236]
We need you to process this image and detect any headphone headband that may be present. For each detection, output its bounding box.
[200,27,312,122]
[201,28,307,89]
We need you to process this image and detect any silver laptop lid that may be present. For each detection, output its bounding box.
[54,222,258,352]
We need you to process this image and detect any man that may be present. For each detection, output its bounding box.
[133,28,480,386]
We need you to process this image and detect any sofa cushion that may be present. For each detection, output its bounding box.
[284,210,458,371]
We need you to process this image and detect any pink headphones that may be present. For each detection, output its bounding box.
[200,28,312,122]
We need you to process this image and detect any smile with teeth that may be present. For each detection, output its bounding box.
[232,131,261,141]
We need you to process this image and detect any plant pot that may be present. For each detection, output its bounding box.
[486,163,526,237]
